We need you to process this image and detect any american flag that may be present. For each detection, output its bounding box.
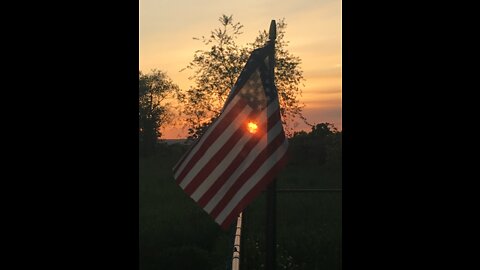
[173,42,289,230]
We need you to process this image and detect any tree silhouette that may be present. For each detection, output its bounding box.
[139,70,181,156]
[180,15,308,140]
[290,123,341,166]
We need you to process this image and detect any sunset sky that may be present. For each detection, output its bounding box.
[140,0,342,139]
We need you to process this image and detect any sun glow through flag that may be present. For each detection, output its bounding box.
[247,122,258,134]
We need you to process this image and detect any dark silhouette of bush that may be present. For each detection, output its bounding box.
[289,123,341,167]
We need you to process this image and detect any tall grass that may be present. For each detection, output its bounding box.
[139,143,341,269]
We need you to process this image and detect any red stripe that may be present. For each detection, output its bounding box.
[197,110,280,208]
[174,99,247,185]
[183,110,258,195]
[209,130,286,220]
[219,152,289,230]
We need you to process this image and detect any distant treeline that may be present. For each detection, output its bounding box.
[288,123,341,167]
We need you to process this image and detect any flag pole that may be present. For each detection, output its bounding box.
[266,19,277,270]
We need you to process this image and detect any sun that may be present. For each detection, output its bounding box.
[247,122,258,134]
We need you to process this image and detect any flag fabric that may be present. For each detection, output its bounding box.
[173,43,289,230]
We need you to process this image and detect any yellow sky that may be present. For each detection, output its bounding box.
[140,0,342,139]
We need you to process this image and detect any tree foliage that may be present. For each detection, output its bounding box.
[180,15,308,140]
[248,19,308,134]
[289,123,341,166]
[139,69,181,155]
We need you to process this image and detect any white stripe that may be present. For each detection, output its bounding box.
[191,101,278,201]
[174,96,242,179]
[204,119,284,214]
[179,105,253,188]
[215,139,289,225]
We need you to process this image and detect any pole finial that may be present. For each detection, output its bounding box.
[268,20,276,41]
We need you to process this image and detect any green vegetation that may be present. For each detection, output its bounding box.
[139,124,341,269]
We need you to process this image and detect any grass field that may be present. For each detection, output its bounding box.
[139,143,341,270]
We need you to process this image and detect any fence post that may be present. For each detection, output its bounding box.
[231,213,243,270]
[266,179,277,270]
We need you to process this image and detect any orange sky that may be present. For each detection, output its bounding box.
[140,0,342,139]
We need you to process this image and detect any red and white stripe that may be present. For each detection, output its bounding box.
[173,72,288,230]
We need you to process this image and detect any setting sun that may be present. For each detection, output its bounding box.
[247,122,258,134]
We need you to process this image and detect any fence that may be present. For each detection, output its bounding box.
[230,188,342,270]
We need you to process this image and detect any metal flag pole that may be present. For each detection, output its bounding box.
[266,19,277,270]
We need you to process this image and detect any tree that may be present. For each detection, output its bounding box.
[180,15,308,140]
[248,19,308,135]
[139,70,181,156]
[310,123,338,138]
[289,122,341,166]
